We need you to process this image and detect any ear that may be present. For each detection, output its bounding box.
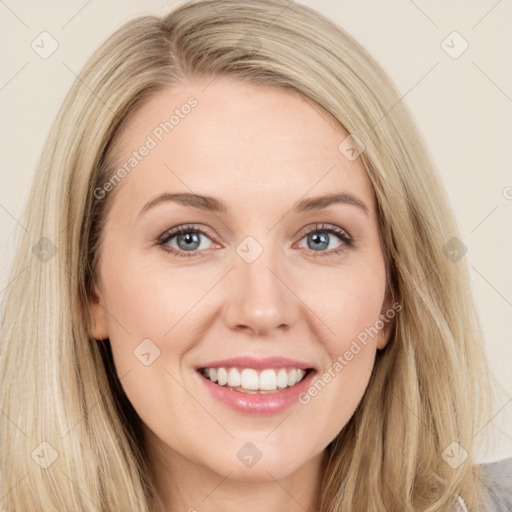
[87,282,109,341]
[376,287,397,350]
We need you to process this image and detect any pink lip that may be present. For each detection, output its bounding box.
[195,367,317,416]
[195,355,314,371]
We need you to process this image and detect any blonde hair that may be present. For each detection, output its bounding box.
[0,0,499,510]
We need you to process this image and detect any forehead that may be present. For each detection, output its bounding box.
[108,76,375,219]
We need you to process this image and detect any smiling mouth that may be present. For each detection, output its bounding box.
[197,366,315,394]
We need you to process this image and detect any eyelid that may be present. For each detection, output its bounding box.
[297,223,352,241]
[157,224,220,245]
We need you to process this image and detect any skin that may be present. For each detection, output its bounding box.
[88,76,394,512]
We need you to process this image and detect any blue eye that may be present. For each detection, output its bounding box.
[157,223,353,259]
[297,224,353,257]
[158,225,216,258]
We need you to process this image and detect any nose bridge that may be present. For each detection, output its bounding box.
[223,237,298,335]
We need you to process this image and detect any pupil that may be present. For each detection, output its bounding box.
[178,232,200,251]
[309,232,328,251]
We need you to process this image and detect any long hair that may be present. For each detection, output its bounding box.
[0,0,497,510]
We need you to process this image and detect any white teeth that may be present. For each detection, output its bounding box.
[276,368,289,388]
[227,367,241,387]
[259,369,277,390]
[201,366,309,392]
[217,367,228,386]
[241,368,259,390]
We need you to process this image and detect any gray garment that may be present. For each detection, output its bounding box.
[480,457,512,511]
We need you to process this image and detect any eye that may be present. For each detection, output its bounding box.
[295,223,353,257]
[157,225,218,259]
[157,223,354,259]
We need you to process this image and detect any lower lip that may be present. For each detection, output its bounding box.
[196,369,316,416]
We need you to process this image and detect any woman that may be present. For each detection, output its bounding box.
[1,0,510,510]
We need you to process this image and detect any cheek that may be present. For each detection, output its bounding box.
[103,260,202,344]
[332,286,383,345]
[295,262,385,433]
[311,261,387,347]
[100,257,211,389]
[298,291,380,447]
[101,263,203,450]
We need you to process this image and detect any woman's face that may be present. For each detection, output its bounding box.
[89,76,393,485]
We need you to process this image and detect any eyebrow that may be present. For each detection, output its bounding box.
[138,191,370,218]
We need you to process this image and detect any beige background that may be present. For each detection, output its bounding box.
[1,0,511,462]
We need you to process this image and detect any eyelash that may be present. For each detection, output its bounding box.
[157,223,354,259]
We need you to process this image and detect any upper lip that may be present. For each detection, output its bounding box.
[196,356,315,371]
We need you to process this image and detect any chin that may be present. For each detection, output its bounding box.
[206,447,312,482]
[219,462,300,482]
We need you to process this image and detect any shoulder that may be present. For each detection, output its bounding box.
[478,456,512,511]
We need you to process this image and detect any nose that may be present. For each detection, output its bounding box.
[222,247,299,336]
